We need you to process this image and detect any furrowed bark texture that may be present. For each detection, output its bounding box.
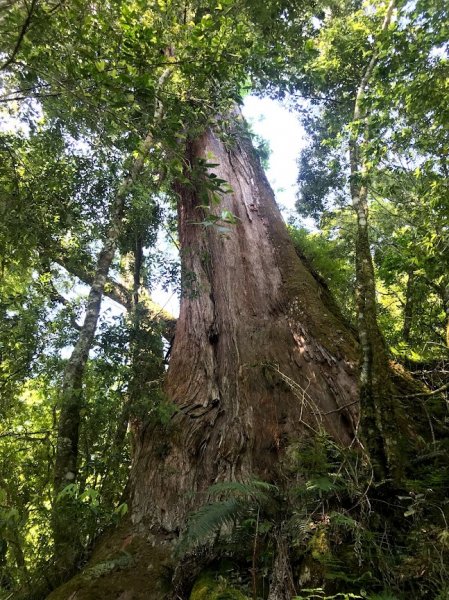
[130,126,359,534]
[267,535,297,600]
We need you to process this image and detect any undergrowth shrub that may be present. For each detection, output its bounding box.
[180,430,449,599]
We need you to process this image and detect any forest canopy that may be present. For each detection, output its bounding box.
[0,0,448,599]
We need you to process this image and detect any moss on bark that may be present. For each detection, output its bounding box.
[47,526,172,600]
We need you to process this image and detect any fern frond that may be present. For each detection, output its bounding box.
[208,479,278,501]
[177,498,245,556]
[177,479,279,556]
[328,511,359,530]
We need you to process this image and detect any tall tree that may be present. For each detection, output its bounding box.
[294,0,449,473]
[46,111,362,600]
[51,66,171,579]
[1,0,448,598]
[348,0,399,478]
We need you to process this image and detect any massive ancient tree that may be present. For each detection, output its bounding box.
[131,124,360,528]
[2,1,448,598]
[47,118,362,599]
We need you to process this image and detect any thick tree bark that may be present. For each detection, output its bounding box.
[130,125,359,534]
[267,534,296,600]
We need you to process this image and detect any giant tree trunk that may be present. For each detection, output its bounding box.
[47,124,360,600]
[130,125,359,531]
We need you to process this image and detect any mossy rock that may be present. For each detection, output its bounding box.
[189,571,249,600]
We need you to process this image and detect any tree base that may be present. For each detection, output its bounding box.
[46,526,173,600]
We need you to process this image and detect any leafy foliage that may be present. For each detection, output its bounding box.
[180,431,449,599]
[291,0,449,360]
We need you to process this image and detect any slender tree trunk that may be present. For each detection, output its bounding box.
[52,69,171,578]
[52,199,126,576]
[53,224,123,492]
[442,282,449,348]
[99,239,165,507]
[350,168,393,476]
[53,253,177,340]
[348,0,403,480]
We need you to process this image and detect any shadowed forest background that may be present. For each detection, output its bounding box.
[0,0,448,599]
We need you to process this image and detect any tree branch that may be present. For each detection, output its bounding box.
[1,0,38,71]
[53,256,177,340]
[0,429,54,440]
[54,256,132,309]
[48,279,82,331]
[401,381,449,398]
[0,91,61,103]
